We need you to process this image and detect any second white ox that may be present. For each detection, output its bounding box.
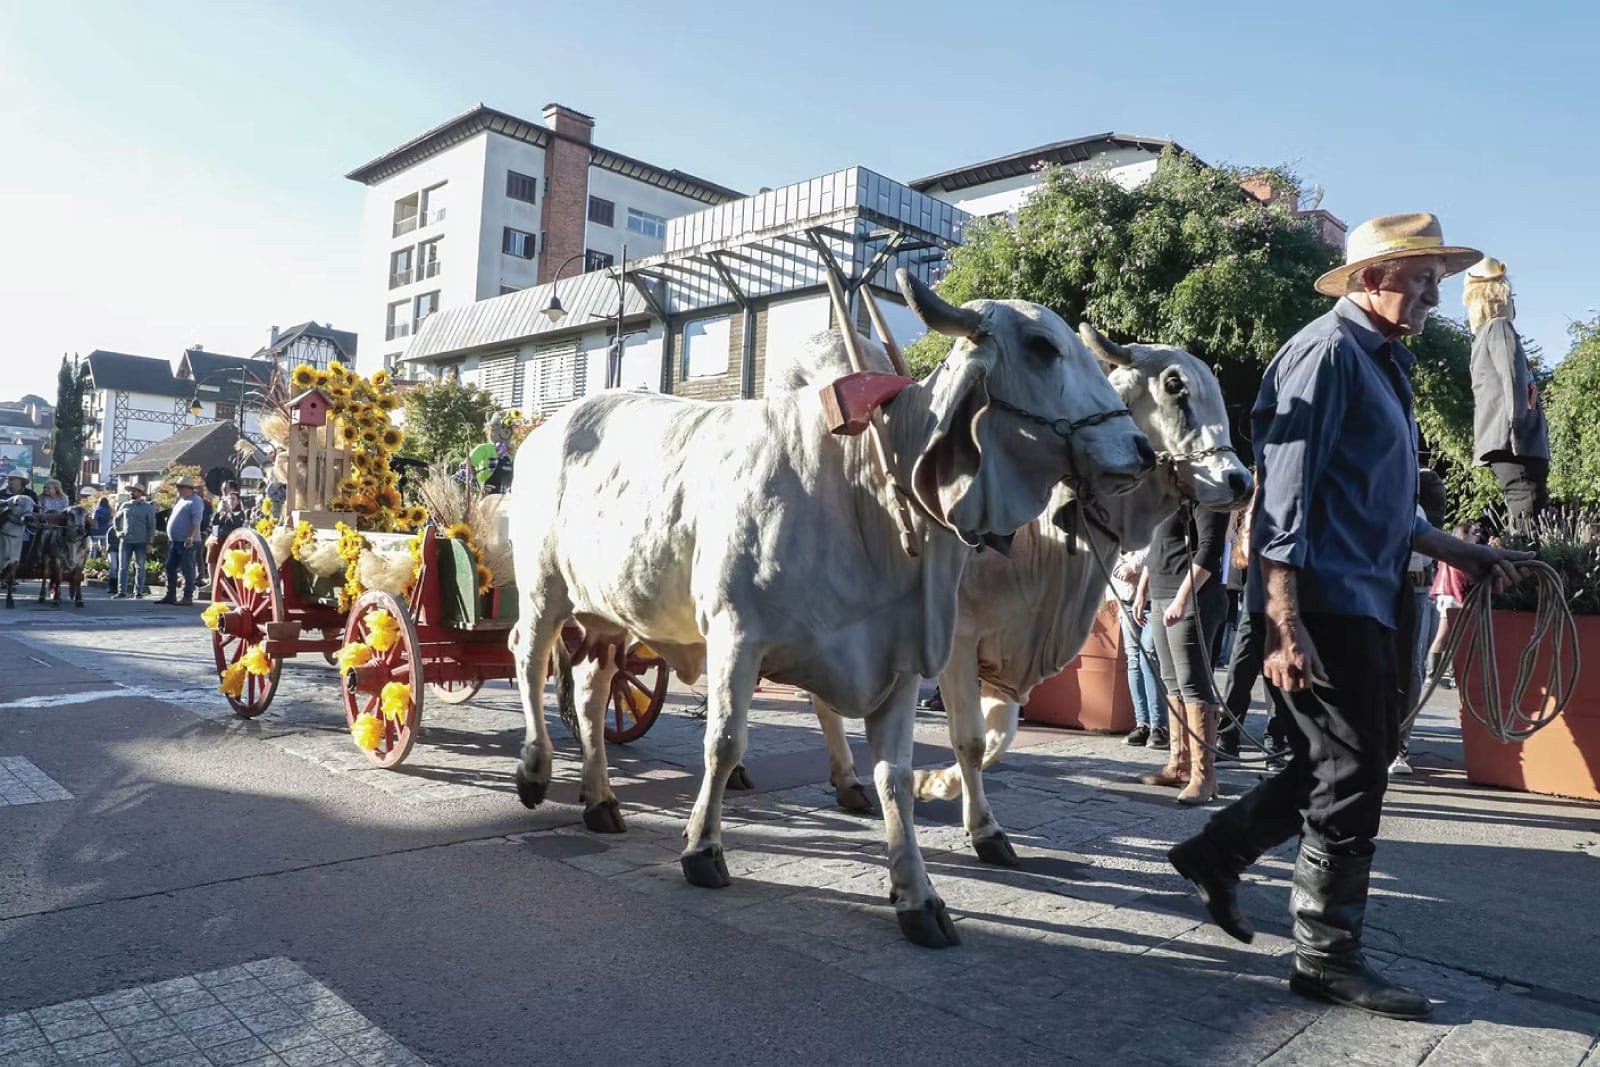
[814,327,1252,864]
[506,269,1155,947]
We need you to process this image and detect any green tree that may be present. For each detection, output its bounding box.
[401,377,498,468]
[47,355,88,495]
[1402,318,1500,522]
[1545,317,1600,509]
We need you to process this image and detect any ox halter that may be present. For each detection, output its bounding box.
[983,393,1137,491]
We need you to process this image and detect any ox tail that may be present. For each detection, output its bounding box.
[554,641,579,741]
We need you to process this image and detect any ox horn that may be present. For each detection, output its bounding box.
[897,268,984,341]
[1078,323,1134,367]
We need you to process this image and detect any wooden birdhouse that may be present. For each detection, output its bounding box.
[288,389,332,427]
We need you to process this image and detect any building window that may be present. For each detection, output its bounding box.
[414,291,440,330]
[528,341,587,414]
[389,246,414,289]
[503,227,536,259]
[386,299,410,341]
[588,196,615,227]
[584,250,614,271]
[214,402,237,421]
[479,351,524,408]
[418,237,442,279]
[506,171,538,203]
[392,193,420,237]
[499,285,522,296]
[626,208,666,239]
[683,315,731,378]
[420,182,447,227]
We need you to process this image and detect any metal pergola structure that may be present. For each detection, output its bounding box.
[617,167,970,397]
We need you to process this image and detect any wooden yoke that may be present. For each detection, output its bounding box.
[822,273,920,558]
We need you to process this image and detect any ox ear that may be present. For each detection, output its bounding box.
[910,353,1055,545]
[1078,324,1134,368]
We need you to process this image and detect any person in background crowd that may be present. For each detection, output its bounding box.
[38,478,70,513]
[113,484,155,599]
[203,482,248,597]
[92,494,112,538]
[1391,470,1449,776]
[102,495,121,594]
[1217,479,1287,763]
[1214,510,1244,669]
[1167,213,1528,1019]
[1111,548,1166,749]
[196,488,216,585]
[158,476,205,605]
[1141,501,1232,804]
[1465,258,1548,531]
[1427,523,1479,687]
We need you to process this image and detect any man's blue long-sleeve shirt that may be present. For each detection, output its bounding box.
[1245,298,1432,629]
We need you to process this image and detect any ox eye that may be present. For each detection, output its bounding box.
[1162,374,1187,397]
[1025,335,1058,360]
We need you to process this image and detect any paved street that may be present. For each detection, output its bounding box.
[3,596,1598,1066]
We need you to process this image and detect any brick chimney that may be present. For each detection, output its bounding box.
[538,103,595,284]
[1241,174,1299,213]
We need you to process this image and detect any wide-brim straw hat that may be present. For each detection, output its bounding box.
[1314,213,1481,297]
[1466,256,1507,282]
[174,475,199,489]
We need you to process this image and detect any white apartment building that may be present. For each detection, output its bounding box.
[346,103,742,376]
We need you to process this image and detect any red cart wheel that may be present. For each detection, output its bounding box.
[341,590,424,768]
[210,528,283,719]
[606,642,669,744]
[429,673,483,704]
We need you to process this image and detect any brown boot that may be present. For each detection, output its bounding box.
[1178,702,1218,805]
[1140,698,1189,787]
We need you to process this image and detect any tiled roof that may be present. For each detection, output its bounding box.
[176,349,274,391]
[111,420,266,477]
[911,133,1191,193]
[84,351,192,399]
[258,321,359,362]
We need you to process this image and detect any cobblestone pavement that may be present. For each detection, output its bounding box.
[3,598,1599,1066]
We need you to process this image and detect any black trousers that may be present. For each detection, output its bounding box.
[1201,613,1402,861]
[1219,608,1285,745]
[1489,457,1549,530]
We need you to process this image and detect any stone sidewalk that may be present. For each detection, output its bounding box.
[2,599,1598,1065]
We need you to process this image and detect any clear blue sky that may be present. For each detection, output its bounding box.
[1,0,1595,404]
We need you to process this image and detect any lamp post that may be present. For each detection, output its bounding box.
[541,247,640,390]
[540,253,592,325]
[187,365,266,435]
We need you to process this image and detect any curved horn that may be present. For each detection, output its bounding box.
[897,268,984,341]
[1078,323,1134,367]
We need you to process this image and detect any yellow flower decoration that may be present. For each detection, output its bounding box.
[219,660,248,698]
[221,548,253,580]
[444,522,472,543]
[290,521,316,563]
[371,369,390,388]
[313,370,330,388]
[379,681,411,723]
[364,608,400,653]
[350,712,384,752]
[476,563,493,595]
[338,422,359,445]
[376,486,403,511]
[335,642,374,674]
[242,561,270,594]
[241,644,273,677]
[290,365,316,390]
[201,602,231,631]
[406,506,428,526]
[380,428,403,451]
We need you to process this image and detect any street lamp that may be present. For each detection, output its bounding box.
[541,252,593,324]
[187,364,267,433]
[538,247,642,390]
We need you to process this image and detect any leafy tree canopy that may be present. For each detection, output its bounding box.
[400,378,498,468]
[1545,317,1600,510]
[48,356,89,495]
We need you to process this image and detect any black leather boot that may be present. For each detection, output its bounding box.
[1288,843,1432,1020]
[1168,830,1254,943]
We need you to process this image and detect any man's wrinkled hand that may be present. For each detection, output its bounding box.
[1263,616,1325,693]
[1465,544,1535,593]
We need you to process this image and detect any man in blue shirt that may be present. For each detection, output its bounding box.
[158,475,205,605]
[1168,215,1529,1020]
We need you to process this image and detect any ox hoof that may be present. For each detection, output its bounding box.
[513,746,552,809]
[973,830,1021,868]
[836,782,875,815]
[726,765,755,791]
[583,798,627,834]
[680,845,731,889]
[896,898,960,949]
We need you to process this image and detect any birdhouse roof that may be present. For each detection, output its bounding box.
[287,388,332,408]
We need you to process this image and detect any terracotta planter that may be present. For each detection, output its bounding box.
[1454,610,1600,802]
[1023,602,1135,732]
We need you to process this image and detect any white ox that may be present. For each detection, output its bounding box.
[813,327,1252,864]
[506,270,1156,947]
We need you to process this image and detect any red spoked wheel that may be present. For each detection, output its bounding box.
[429,673,484,705]
[210,528,283,719]
[606,642,669,744]
[341,590,424,768]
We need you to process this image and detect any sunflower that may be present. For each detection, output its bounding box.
[376,485,403,511]
[475,563,493,594]
[380,428,404,451]
[313,370,330,388]
[372,369,391,388]
[359,428,380,447]
[349,495,377,517]
[328,497,349,511]
[338,477,360,496]
[351,451,373,471]
[406,506,428,526]
[355,409,378,430]
[290,364,317,390]
[377,394,399,411]
[444,522,472,543]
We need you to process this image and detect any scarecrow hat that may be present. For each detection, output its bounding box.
[1314,213,1481,297]
[174,475,199,489]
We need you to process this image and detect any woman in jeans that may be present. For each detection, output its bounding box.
[1141,502,1232,804]
[1110,549,1166,749]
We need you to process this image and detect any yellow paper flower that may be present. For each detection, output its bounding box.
[379,681,411,722]
[221,548,252,579]
[242,561,270,594]
[202,602,230,630]
[364,609,400,652]
[350,712,384,752]
[336,642,373,674]
[219,660,248,698]
[241,644,273,677]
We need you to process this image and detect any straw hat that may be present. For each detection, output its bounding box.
[174,475,199,489]
[1466,256,1507,281]
[1314,213,1481,297]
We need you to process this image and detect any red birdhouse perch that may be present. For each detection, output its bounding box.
[288,389,333,428]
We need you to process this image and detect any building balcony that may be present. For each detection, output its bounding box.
[422,207,447,228]
[421,260,441,279]
[386,322,412,342]
[393,214,420,238]
[389,268,414,289]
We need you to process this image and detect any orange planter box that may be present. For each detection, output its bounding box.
[1454,610,1600,802]
[1023,602,1135,733]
